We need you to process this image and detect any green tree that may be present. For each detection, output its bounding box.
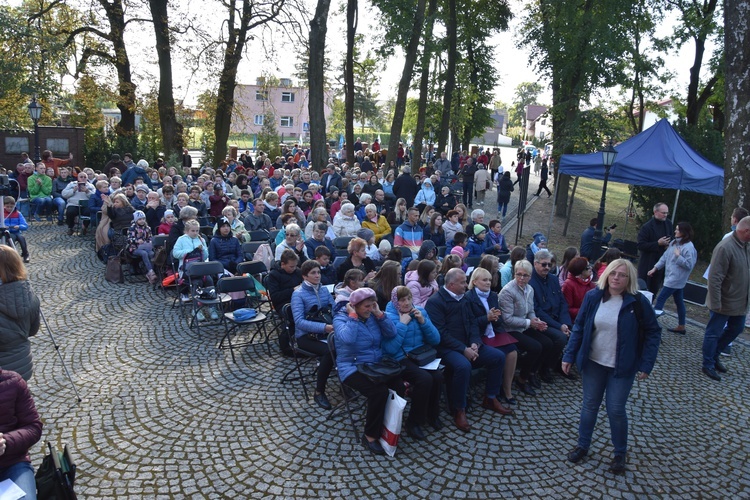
[197,90,217,166]
[67,74,116,170]
[257,111,280,159]
[508,82,543,128]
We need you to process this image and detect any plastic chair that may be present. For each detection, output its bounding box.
[242,241,264,261]
[279,304,318,399]
[216,275,269,361]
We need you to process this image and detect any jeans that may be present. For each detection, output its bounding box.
[0,461,37,500]
[443,344,504,411]
[133,243,154,272]
[498,202,509,217]
[53,196,66,221]
[578,361,635,455]
[462,181,473,207]
[31,196,52,217]
[654,286,686,325]
[702,312,746,370]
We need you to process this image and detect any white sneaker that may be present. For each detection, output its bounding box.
[209,308,219,321]
[181,294,191,303]
[654,309,664,317]
[196,310,206,322]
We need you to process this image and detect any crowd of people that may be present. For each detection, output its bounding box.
[1,144,749,481]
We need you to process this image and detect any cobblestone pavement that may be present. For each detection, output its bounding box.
[20,221,750,499]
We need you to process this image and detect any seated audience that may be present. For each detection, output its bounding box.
[362,203,391,244]
[405,259,439,307]
[274,223,308,263]
[3,197,30,263]
[209,217,243,273]
[305,222,336,257]
[561,257,595,322]
[423,212,446,248]
[394,207,424,258]
[127,210,157,284]
[332,202,361,237]
[267,250,303,312]
[485,219,509,255]
[336,237,376,282]
[314,246,337,286]
[62,171,96,236]
[367,259,401,310]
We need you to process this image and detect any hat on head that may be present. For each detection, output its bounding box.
[533,233,547,246]
[357,228,375,242]
[474,224,487,236]
[218,217,231,228]
[349,287,376,306]
[133,210,146,221]
[164,209,174,217]
[136,185,149,193]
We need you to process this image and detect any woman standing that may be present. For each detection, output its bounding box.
[496,171,514,219]
[562,259,661,473]
[334,288,400,455]
[0,247,40,381]
[648,222,697,333]
[383,286,443,439]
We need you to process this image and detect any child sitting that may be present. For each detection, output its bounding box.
[127,210,157,284]
[333,268,365,314]
[3,196,30,263]
[158,209,175,235]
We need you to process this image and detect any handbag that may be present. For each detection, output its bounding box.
[402,344,437,366]
[305,305,333,324]
[105,255,123,283]
[357,357,404,384]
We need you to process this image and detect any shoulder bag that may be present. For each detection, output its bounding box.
[357,357,404,384]
[401,344,437,366]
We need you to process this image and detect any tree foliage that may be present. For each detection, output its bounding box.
[508,82,543,128]
[257,110,281,159]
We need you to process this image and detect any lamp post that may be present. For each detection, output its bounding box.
[28,95,42,163]
[591,139,618,260]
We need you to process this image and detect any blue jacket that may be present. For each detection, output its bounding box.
[3,209,28,234]
[291,281,334,339]
[208,234,243,268]
[466,236,485,259]
[563,288,662,377]
[424,287,481,354]
[89,190,106,212]
[121,166,154,189]
[382,304,440,361]
[305,237,336,259]
[529,270,572,329]
[333,309,396,381]
[580,225,612,260]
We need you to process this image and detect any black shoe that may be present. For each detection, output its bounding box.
[714,360,728,373]
[314,392,332,410]
[609,454,626,473]
[516,380,536,396]
[57,220,65,226]
[530,374,542,389]
[539,370,554,384]
[23,256,30,263]
[567,446,588,463]
[702,367,721,381]
[361,434,385,455]
[428,417,443,431]
[406,422,426,440]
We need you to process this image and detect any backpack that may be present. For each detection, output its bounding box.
[252,243,274,270]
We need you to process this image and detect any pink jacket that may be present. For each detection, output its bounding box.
[404,270,439,307]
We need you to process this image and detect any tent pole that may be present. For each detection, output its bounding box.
[672,190,680,222]
[623,189,634,236]
[562,176,579,237]
[547,168,561,237]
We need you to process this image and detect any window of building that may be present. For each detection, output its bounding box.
[281,92,295,103]
[280,78,292,87]
[255,90,268,101]
[254,115,264,126]
[46,138,70,155]
[5,137,29,154]
[280,116,293,128]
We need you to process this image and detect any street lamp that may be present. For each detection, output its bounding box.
[28,95,42,163]
[591,139,618,260]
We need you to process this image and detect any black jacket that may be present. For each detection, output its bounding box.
[267,267,303,311]
[424,287,481,354]
[636,217,673,277]
[393,173,419,207]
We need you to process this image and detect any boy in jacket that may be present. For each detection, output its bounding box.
[3,197,30,262]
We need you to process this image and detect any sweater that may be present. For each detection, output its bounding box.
[0,281,40,381]
[0,370,43,468]
[652,239,697,289]
[333,309,396,381]
[61,180,95,209]
[382,304,440,361]
[394,220,424,256]
[563,288,662,377]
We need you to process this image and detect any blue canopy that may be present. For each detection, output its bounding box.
[558,119,724,196]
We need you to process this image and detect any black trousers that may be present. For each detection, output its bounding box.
[65,205,90,228]
[297,335,334,394]
[510,329,543,377]
[343,372,404,439]
[526,326,568,371]
[535,180,551,196]
[400,358,443,425]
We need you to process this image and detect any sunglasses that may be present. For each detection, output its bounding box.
[538,262,552,268]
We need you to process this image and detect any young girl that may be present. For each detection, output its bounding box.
[158,209,176,235]
[127,210,157,284]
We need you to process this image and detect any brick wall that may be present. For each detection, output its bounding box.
[0,126,85,172]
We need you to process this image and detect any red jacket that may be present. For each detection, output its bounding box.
[0,370,42,467]
[562,274,596,322]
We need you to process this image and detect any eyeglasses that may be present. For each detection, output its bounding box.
[659,211,669,215]
[537,262,552,268]
[515,273,531,278]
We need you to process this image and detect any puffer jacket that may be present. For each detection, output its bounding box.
[208,233,243,268]
[332,213,361,237]
[0,281,40,381]
[291,281,334,338]
[414,182,436,206]
[3,209,28,234]
[404,271,438,307]
[383,303,440,360]
[333,309,396,381]
[0,370,43,468]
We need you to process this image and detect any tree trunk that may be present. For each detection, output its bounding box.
[105,0,137,144]
[149,0,184,159]
[384,0,428,173]
[344,0,357,167]
[436,0,456,155]
[723,0,750,225]
[412,0,438,166]
[685,0,719,126]
[308,0,332,172]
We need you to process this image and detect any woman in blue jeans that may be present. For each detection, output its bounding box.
[648,222,697,334]
[0,369,43,499]
[562,259,661,473]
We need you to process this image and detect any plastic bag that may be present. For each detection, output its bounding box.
[379,389,407,457]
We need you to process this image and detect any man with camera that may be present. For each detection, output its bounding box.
[61,172,95,235]
[580,218,616,261]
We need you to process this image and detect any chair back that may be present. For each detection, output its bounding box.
[268,229,281,242]
[465,255,481,268]
[242,241,263,260]
[436,245,446,258]
[333,256,347,270]
[248,229,270,241]
[326,331,337,359]
[185,261,224,278]
[333,236,353,250]
[237,260,268,276]
[217,275,253,294]
[281,303,297,348]
[153,234,168,248]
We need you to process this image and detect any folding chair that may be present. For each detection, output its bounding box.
[200,226,214,244]
[333,236,353,256]
[436,245,447,258]
[151,234,170,292]
[216,275,268,361]
[242,241,264,261]
[247,229,271,241]
[74,200,91,236]
[326,331,366,443]
[268,229,281,242]
[279,304,318,399]
[185,261,230,334]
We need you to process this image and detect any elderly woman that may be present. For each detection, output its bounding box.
[362,203,391,244]
[467,267,518,406]
[332,202,361,238]
[498,259,546,396]
[274,223,308,263]
[291,260,336,410]
[336,237,377,283]
[333,287,401,455]
[562,259,661,473]
[0,247,40,381]
[104,192,136,250]
[0,368,43,499]
[383,286,442,439]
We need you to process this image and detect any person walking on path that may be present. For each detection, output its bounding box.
[534,161,552,197]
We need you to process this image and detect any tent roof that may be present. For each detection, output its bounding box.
[558,119,724,196]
